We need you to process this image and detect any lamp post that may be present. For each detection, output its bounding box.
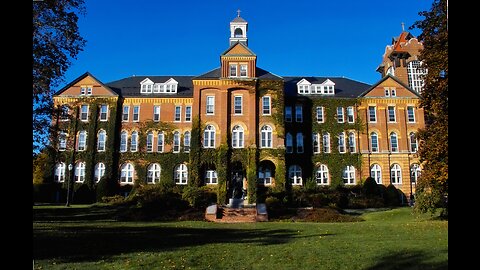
[66,106,79,207]
[66,164,73,207]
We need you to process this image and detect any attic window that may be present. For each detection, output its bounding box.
[140,78,178,94]
[297,79,335,95]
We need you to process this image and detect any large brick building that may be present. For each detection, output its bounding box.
[51,14,426,203]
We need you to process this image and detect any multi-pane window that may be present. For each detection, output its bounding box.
[130,131,138,152]
[205,170,218,184]
[100,105,108,121]
[203,125,216,148]
[371,164,382,184]
[385,89,390,97]
[391,89,396,97]
[174,106,181,122]
[295,105,303,122]
[120,163,134,184]
[322,132,330,153]
[407,60,426,93]
[348,132,356,153]
[285,106,292,122]
[262,96,271,115]
[157,132,164,152]
[390,164,402,184]
[153,106,160,122]
[80,87,86,95]
[146,131,154,152]
[390,132,398,152]
[286,133,293,153]
[147,163,161,184]
[78,130,87,151]
[240,64,247,77]
[232,125,244,148]
[75,162,86,182]
[407,106,415,123]
[312,133,320,154]
[206,96,215,115]
[60,105,69,121]
[80,105,89,121]
[185,106,192,122]
[258,166,272,185]
[338,132,346,153]
[234,96,242,115]
[347,106,354,123]
[296,133,304,153]
[54,163,65,182]
[368,106,377,122]
[370,132,379,152]
[58,131,67,151]
[122,106,129,122]
[342,166,355,185]
[410,164,421,183]
[173,131,181,153]
[229,64,237,77]
[97,130,106,152]
[289,165,302,185]
[175,164,188,185]
[184,131,191,152]
[87,86,92,95]
[388,106,396,122]
[337,107,344,123]
[120,131,128,152]
[315,164,329,185]
[260,125,272,148]
[316,106,324,123]
[94,163,105,183]
[409,132,418,153]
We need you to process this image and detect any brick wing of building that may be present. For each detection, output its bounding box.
[51,14,426,204]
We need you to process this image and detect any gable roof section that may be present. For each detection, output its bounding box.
[221,41,256,56]
[106,76,194,97]
[54,72,118,96]
[283,76,370,98]
[359,74,421,98]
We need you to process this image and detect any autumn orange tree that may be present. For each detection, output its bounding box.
[411,0,448,217]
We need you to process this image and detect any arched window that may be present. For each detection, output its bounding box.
[370,132,379,153]
[312,133,320,154]
[205,170,218,184]
[296,133,304,153]
[260,125,273,148]
[370,164,382,184]
[78,130,87,151]
[289,165,302,185]
[409,132,418,153]
[173,131,181,152]
[338,132,346,153]
[120,163,134,184]
[120,131,128,152]
[58,131,67,151]
[323,132,330,153]
[75,162,85,183]
[286,133,293,153]
[94,163,105,183]
[130,131,138,152]
[157,131,164,152]
[203,125,216,148]
[342,166,355,185]
[232,125,244,148]
[410,164,421,183]
[184,131,191,152]
[390,164,402,184]
[315,164,329,185]
[147,163,161,184]
[175,164,188,185]
[54,162,65,182]
[348,132,356,153]
[258,166,272,185]
[146,131,154,152]
[390,132,398,152]
[234,27,243,37]
[97,130,106,152]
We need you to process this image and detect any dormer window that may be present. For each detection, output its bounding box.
[297,78,335,95]
[140,78,178,94]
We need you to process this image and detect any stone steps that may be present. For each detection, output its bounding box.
[205,203,268,223]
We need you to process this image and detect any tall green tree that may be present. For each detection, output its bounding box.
[33,0,86,154]
[411,0,448,217]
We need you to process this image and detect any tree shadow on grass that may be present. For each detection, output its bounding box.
[33,204,125,222]
[364,250,448,270]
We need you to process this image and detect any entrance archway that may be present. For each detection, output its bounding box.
[229,162,245,200]
[257,160,276,202]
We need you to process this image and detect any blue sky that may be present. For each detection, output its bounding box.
[60,0,433,89]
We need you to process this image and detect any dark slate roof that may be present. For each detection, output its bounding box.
[194,67,283,80]
[105,76,194,97]
[232,16,247,23]
[283,77,371,98]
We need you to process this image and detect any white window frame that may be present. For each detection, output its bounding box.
[342,166,356,185]
[289,165,302,186]
[370,132,379,153]
[130,131,138,152]
[391,89,396,97]
[157,132,164,153]
[390,164,402,184]
[316,106,324,123]
[80,87,86,96]
[371,164,382,184]
[295,105,303,122]
[232,125,244,149]
[94,162,105,183]
[184,131,191,152]
[388,106,396,122]
[100,104,108,121]
[133,105,140,122]
[87,86,92,95]
[348,132,356,153]
[323,132,330,153]
[407,60,426,93]
[173,131,181,153]
[120,131,128,152]
[368,106,377,123]
[258,166,272,185]
[205,170,218,184]
[206,96,215,115]
[174,106,182,122]
[409,132,418,153]
[203,125,216,148]
[229,64,238,77]
[58,131,67,151]
[390,132,399,152]
[337,107,345,123]
[147,163,161,184]
[185,106,192,122]
[407,106,416,123]
[122,106,129,122]
[234,96,243,115]
[75,162,86,183]
[54,163,66,182]
[97,130,106,152]
[146,131,154,152]
[338,132,346,153]
[175,164,188,185]
[410,164,421,183]
[260,125,273,148]
[316,164,329,185]
[240,64,248,77]
[80,105,89,121]
[60,105,69,121]
[262,96,271,115]
[78,130,87,151]
[385,89,390,97]
[312,133,320,154]
[120,163,134,184]
[153,106,161,122]
[347,106,354,123]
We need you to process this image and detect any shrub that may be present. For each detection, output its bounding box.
[95,177,119,202]
[182,186,216,208]
[363,177,380,198]
[73,184,94,204]
[265,196,282,209]
[384,184,401,206]
[101,195,125,205]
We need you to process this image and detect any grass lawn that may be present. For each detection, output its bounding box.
[33,205,447,270]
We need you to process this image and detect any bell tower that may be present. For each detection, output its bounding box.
[230,9,248,46]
